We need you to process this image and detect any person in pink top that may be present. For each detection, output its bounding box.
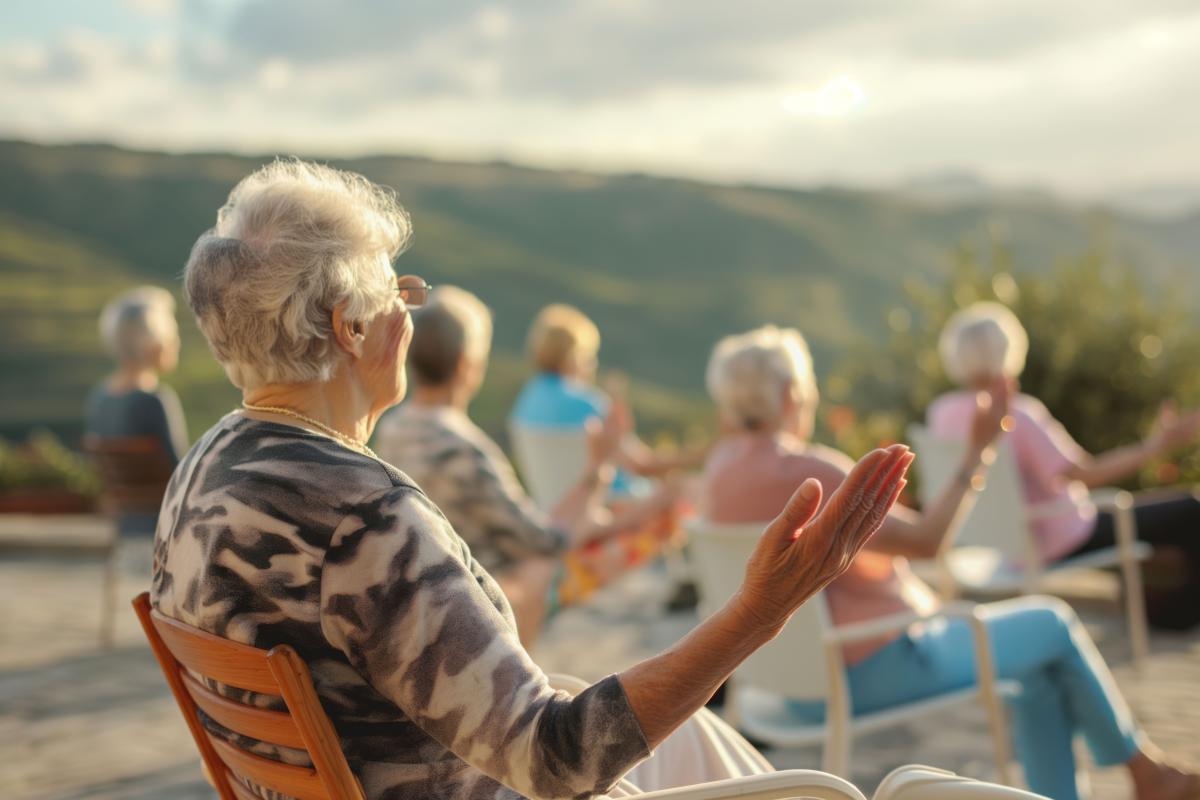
[701,324,1197,800]
[930,302,1200,630]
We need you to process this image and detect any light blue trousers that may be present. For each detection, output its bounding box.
[792,597,1137,796]
[843,597,1140,800]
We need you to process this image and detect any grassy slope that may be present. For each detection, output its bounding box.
[0,139,1196,445]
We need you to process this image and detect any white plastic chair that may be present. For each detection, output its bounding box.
[907,426,1151,668]
[873,766,1050,800]
[509,423,591,510]
[686,520,1016,784]
[635,766,1047,800]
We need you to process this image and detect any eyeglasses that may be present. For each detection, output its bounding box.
[396,274,432,308]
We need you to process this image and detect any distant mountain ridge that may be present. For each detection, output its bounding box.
[0,139,1197,442]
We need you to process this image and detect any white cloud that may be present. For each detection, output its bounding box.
[0,0,1197,197]
[122,0,179,16]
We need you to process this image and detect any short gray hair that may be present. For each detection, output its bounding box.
[99,286,177,363]
[706,325,817,431]
[184,160,413,389]
[407,286,494,387]
[939,302,1028,385]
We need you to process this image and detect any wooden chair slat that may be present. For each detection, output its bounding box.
[267,647,366,799]
[136,593,366,799]
[181,671,307,750]
[133,594,240,800]
[84,434,174,516]
[226,772,263,800]
[208,734,328,800]
[149,610,280,695]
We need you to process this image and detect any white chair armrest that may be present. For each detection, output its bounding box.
[1088,488,1134,513]
[824,601,978,644]
[824,610,932,644]
[635,769,868,800]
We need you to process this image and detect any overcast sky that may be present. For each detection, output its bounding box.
[2,0,1197,197]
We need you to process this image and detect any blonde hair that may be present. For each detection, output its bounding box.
[526,304,600,374]
[408,286,494,386]
[99,286,177,364]
[183,159,413,389]
[939,302,1028,385]
[706,325,817,431]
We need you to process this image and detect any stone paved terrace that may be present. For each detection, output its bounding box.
[3,521,1198,800]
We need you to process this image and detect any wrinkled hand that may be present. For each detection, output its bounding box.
[1148,401,1200,455]
[968,376,1014,453]
[731,445,914,636]
[584,409,624,472]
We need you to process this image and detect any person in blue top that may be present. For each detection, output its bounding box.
[511,303,706,498]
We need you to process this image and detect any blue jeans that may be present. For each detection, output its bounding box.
[792,596,1140,800]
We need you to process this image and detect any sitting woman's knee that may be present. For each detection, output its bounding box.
[1029,595,1081,634]
[997,595,1081,640]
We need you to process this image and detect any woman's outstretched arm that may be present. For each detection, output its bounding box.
[619,445,913,748]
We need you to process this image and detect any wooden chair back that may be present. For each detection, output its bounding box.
[84,435,174,517]
[132,593,365,800]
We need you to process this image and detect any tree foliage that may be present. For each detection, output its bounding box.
[823,245,1200,489]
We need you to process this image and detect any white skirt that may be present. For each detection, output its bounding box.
[547,674,773,797]
[612,705,775,795]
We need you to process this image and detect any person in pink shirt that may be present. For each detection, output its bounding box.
[930,302,1200,630]
[701,324,1197,800]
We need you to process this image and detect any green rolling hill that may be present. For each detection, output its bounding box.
[0,139,1196,446]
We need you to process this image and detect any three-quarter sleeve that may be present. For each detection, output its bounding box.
[319,486,650,799]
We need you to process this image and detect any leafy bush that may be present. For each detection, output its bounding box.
[823,245,1200,490]
[0,430,100,496]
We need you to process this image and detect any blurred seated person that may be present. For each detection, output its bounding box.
[930,302,1200,629]
[701,324,1197,800]
[511,303,706,499]
[85,286,187,537]
[375,286,676,645]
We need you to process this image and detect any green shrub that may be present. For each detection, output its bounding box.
[0,430,101,495]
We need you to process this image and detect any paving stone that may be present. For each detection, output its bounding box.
[3,541,1198,799]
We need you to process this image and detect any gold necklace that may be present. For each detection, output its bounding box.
[241,402,378,460]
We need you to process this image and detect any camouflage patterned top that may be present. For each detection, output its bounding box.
[373,403,568,575]
[150,413,649,799]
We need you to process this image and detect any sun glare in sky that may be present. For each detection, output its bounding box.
[781,76,866,118]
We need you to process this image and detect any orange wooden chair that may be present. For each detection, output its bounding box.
[132,592,366,800]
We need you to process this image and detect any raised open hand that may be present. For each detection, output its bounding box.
[583,409,624,472]
[1148,400,1200,456]
[731,444,914,636]
[968,376,1014,454]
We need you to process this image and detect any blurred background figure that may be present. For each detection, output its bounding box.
[930,302,1200,629]
[511,303,707,498]
[375,287,676,645]
[84,286,187,540]
[700,324,1199,800]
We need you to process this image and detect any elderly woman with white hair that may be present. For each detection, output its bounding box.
[930,302,1200,630]
[86,286,188,535]
[701,325,1198,800]
[151,159,915,800]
